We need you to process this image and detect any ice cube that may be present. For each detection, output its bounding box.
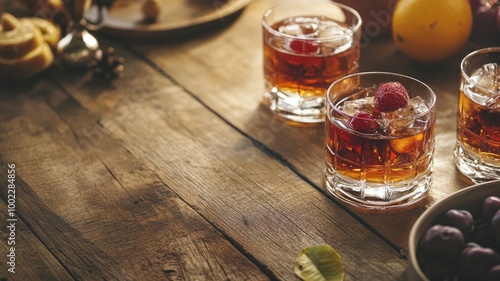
[408,96,429,115]
[378,109,413,133]
[464,84,492,105]
[278,22,303,37]
[470,63,500,91]
[485,95,500,109]
[381,97,428,119]
[379,97,429,133]
[318,23,353,54]
[468,63,500,108]
[381,108,410,120]
[279,16,319,37]
[341,95,375,116]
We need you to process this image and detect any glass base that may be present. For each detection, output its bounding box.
[263,87,325,123]
[324,164,432,209]
[454,143,500,183]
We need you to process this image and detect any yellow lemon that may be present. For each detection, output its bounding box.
[392,0,473,63]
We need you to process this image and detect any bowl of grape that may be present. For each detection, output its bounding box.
[407,180,500,281]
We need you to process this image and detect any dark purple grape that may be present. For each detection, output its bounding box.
[442,209,475,239]
[482,196,500,222]
[474,223,497,249]
[457,244,500,281]
[497,8,500,32]
[469,0,482,12]
[418,255,456,281]
[492,210,500,245]
[473,6,499,41]
[420,225,465,263]
[487,265,500,281]
[417,195,500,280]
[488,264,500,281]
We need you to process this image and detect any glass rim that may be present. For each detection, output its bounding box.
[461,47,500,95]
[261,0,362,42]
[327,71,437,121]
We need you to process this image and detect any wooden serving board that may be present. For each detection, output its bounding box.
[91,0,251,39]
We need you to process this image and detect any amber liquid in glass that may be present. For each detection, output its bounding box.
[454,61,500,181]
[325,88,435,190]
[457,90,500,164]
[325,120,434,184]
[263,16,360,98]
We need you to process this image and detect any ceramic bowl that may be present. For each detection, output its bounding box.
[407,180,500,281]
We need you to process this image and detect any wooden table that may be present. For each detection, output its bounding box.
[0,1,489,280]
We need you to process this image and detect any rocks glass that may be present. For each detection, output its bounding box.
[262,0,361,123]
[454,47,500,182]
[324,72,436,209]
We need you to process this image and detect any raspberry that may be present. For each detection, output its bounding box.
[348,112,378,133]
[289,39,319,54]
[375,82,409,112]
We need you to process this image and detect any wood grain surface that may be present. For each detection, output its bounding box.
[129,0,480,251]
[0,0,491,280]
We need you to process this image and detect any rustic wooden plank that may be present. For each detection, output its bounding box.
[50,43,408,280]
[128,0,481,251]
[0,199,73,281]
[0,79,270,280]
[0,170,139,281]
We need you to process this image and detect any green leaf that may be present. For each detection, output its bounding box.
[294,244,345,281]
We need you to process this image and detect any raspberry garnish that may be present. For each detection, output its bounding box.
[375,82,409,112]
[348,112,378,133]
[289,39,319,54]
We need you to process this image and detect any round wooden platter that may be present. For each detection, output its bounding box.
[89,0,251,40]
